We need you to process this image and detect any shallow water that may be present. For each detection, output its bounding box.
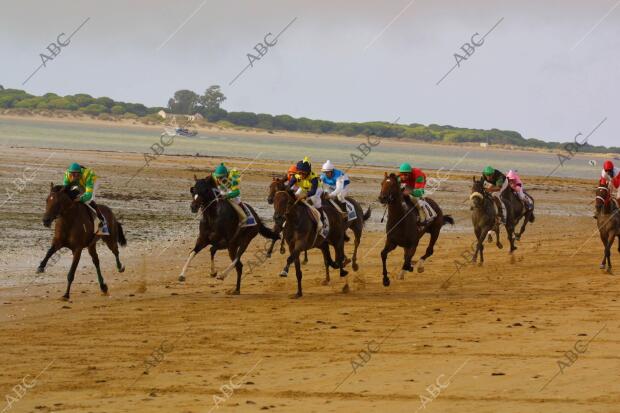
[0,117,610,179]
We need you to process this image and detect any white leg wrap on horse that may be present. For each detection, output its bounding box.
[180,251,196,277]
[219,258,239,280]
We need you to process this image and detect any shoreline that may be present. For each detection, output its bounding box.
[2,112,617,158]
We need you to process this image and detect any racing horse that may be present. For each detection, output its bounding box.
[378,173,454,287]
[39,184,126,300]
[272,188,350,297]
[268,176,371,271]
[595,180,620,273]
[178,176,279,294]
[470,177,504,264]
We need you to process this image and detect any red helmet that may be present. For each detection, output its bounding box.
[604,160,614,171]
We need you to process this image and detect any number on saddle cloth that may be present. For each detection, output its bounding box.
[419,199,437,219]
[241,203,257,226]
[345,200,357,221]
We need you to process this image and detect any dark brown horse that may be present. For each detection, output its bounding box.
[268,176,371,270]
[470,177,503,264]
[272,189,349,297]
[595,181,620,273]
[178,176,279,294]
[39,184,126,300]
[501,182,536,246]
[378,173,454,287]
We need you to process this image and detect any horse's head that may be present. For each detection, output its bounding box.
[42,183,80,227]
[268,176,286,205]
[595,179,611,213]
[190,174,218,214]
[469,176,486,208]
[272,190,294,229]
[378,172,401,204]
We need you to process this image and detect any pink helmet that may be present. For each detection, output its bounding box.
[506,170,518,180]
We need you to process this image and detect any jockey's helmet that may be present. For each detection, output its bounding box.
[399,163,412,174]
[483,166,494,176]
[321,160,335,172]
[214,163,228,178]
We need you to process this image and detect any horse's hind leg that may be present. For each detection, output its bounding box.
[227,245,246,295]
[418,226,440,273]
[88,244,108,295]
[209,246,218,277]
[62,249,82,301]
[351,225,362,272]
[103,236,124,273]
[37,243,61,273]
[293,255,303,298]
[303,250,308,265]
[320,243,331,285]
[516,218,528,241]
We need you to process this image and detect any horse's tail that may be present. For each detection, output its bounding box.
[117,222,127,247]
[443,215,455,226]
[258,223,280,240]
[363,206,372,221]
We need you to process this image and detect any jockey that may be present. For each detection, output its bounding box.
[482,166,508,224]
[320,160,350,217]
[63,163,109,235]
[601,160,620,205]
[506,170,533,210]
[287,157,328,236]
[212,163,254,227]
[286,164,298,183]
[398,163,430,225]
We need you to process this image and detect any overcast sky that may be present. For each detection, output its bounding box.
[1,0,619,146]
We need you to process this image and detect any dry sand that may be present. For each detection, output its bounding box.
[1,146,619,413]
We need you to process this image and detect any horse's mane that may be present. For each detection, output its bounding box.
[194,176,216,198]
[52,184,81,200]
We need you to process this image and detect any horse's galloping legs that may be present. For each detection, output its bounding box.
[294,254,303,298]
[418,226,440,273]
[62,249,83,300]
[103,235,124,273]
[179,237,209,281]
[37,243,61,273]
[320,243,331,285]
[88,243,108,294]
[381,240,397,287]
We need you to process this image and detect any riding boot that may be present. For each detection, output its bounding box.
[90,201,110,235]
[493,198,506,225]
[413,196,431,226]
[319,208,329,238]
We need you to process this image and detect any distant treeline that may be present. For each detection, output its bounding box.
[1,85,618,154]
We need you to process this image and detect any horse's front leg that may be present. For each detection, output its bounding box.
[62,249,83,301]
[381,240,397,287]
[37,243,61,273]
[320,243,331,285]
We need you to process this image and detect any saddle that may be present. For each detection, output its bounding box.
[329,198,357,222]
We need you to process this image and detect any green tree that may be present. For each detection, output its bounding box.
[79,104,106,115]
[111,105,125,115]
[167,90,199,114]
[200,85,226,111]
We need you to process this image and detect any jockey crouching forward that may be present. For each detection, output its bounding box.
[601,160,620,207]
[64,163,109,235]
[506,170,533,211]
[287,158,329,238]
[482,166,508,224]
[320,160,351,220]
[212,163,255,230]
[398,163,432,226]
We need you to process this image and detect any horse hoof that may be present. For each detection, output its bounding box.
[101,284,109,294]
[302,259,308,265]
[343,258,352,267]
[383,277,390,287]
[279,271,288,278]
[178,275,186,282]
[210,272,218,278]
[417,266,425,274]
[36,267,45,274]
[607,268,613,275]
[600,264,606,270]
[352,262,359,272]
[515,235,521,241]
[340,270,348,277]
[497,243,503,249]
[266,252,272,259]
[342,284,350,294]
[60,295,69,301]
[216,274,226,281]
[226,289,240,295]
[478,262,483,267]
[329,261,338,269]
[398,270,405,280]
[321,279,330,286]
[118,264,125,273]
[290,293,302,299]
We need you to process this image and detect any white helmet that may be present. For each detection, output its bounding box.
[321,160,335,172]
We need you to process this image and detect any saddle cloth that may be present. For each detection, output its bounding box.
[329,199,357,222]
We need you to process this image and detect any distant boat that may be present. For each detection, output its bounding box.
[162,127,198,138]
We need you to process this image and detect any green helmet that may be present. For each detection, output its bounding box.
[68,162,82,173]
[483,166,495,175]
[399,163,412,173]
[214,163,228,178]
